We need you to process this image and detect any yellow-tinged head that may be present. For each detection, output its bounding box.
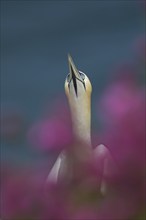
[65,54,92,99]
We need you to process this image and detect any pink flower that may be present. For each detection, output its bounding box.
[27,117,73,151]
[1,166,69,220]
[98,67,144,126]
[97,91,145,219]
[27,98,73,151]
[95,60,145,219]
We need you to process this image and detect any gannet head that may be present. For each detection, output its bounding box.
[65,54,92,100]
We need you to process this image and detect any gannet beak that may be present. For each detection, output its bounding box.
[68,54,81,80]
[68,54,85,96]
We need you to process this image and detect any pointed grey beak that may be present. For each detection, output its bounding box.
[67,54,85,97]
[68,54,81,80]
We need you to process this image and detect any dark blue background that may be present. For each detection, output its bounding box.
[1,1,145,164]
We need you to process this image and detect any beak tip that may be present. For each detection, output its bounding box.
[68,53,72,64]
[67,54,80,79]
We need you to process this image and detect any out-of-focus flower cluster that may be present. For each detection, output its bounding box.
[27,98,73,152]
[1,38,145,220]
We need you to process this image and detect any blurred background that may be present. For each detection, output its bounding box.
[1,1,145,166]
[1,1,145,219]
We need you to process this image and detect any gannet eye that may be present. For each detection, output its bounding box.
[79,72,85,80]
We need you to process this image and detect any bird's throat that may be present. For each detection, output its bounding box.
[68,94,91,146]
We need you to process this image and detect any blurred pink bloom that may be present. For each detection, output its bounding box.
[1,163,100,220]
[73,208,97,220]
[1,166,69,220]
[98,90,145,219]
[27,98,73,151]
[95,61,145,219]
[27,117,73,151]
[98,77,144,126]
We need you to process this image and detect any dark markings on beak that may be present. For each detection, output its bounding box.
[71,65,78,97]
[67,68,86,97]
